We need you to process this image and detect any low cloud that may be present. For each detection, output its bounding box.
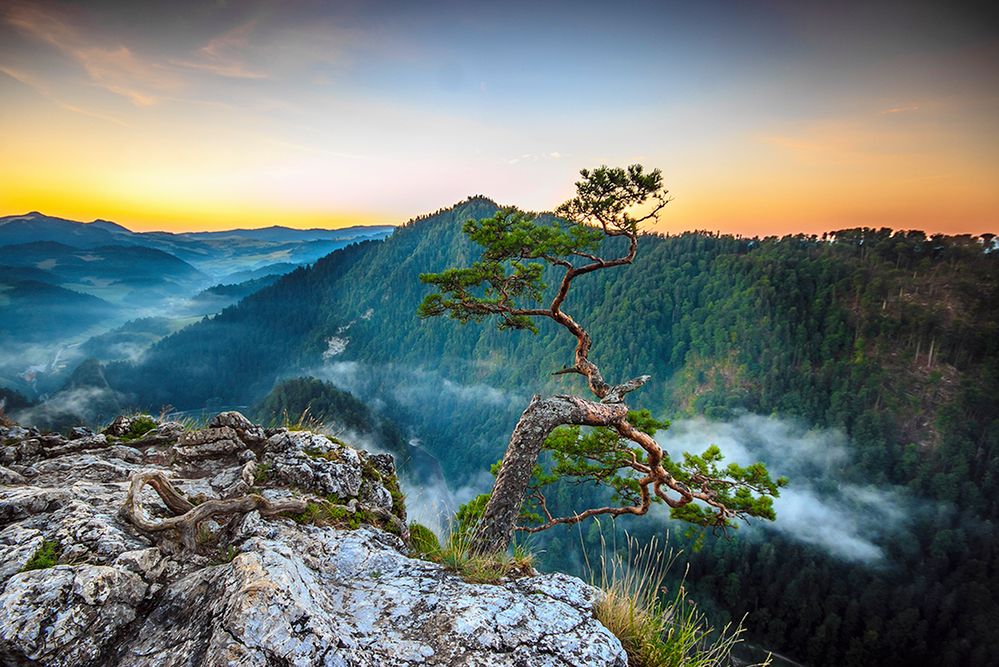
[12,385,122,430]
[663,414,913,563]
[315,361,517,409]
[404,464,494,539]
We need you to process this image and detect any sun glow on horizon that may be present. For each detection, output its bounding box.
[1,1,996,236]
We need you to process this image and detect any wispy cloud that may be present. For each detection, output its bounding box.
[880,104,920,114]
[507,151,563,165]
[4,2,180,106]
[0,63,129,125]
[170,20,269,80]
[2,2,360,110]
[76,46,177,106]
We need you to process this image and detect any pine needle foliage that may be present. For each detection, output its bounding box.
[525,411,787,530]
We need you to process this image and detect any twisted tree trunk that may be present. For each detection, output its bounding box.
[471,395,627,554]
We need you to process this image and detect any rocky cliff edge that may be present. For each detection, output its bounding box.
[0,412,626,666]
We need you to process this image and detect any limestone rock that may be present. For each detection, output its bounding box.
[263,431,364,500]
[0,465,26,485]
[45,434,108,458]
[69,426,95,439]
[0,524,43,584]
[207,411,255,431]
[0,438,41,465]
[130,421,185,446]
[208,410,267,445]
[0,565,147,666]
[0,414,626,666]
[173,426,244,461]
[118,525,626,667]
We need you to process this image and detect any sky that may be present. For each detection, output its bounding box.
[0,0,996,234]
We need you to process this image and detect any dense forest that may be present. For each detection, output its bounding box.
[91,198,998,666]
[252,376,409,462]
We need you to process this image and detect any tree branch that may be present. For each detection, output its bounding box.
[602,375,651,404]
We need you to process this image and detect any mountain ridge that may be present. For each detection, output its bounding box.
[0,211,395,244]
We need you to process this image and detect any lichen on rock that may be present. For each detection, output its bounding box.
[0,411,626,666]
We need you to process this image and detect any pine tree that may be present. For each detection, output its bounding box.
[419,165,785,553]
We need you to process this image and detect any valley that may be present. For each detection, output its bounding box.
[2,197,995,666]
[0,211,393,394]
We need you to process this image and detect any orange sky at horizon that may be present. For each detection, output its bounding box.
[1,1,996,237]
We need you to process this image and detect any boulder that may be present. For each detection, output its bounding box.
[118,524,626,667]
[172,426,244,461]
[263,431,365,500]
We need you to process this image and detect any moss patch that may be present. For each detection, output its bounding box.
[290,499,369,530]
[361,460,407,522]
[288,496,397,533]
[21,539,61,571]
[304,446,341,462]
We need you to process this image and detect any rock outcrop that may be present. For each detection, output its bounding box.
[0,414,626,666]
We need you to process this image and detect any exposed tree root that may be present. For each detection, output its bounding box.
[120,471,308,551]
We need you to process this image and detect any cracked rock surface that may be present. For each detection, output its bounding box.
[0,414,626,666]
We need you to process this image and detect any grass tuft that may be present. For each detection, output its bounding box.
[408,521,534,584]
[588,529,768,667]
[409,522,441,556]
[211,545,239,565]
[253,462,272,485]
[282,407,329,433]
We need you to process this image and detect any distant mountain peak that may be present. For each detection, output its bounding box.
[88,219,133,233]
[399,195,501,230]
[463,194,498,205]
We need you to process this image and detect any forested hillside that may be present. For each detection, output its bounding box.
[100,198,998,666]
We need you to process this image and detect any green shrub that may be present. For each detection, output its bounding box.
[125,415,157,439]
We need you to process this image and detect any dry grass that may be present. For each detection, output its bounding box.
[588,529,769,667]
[281,407,330,433]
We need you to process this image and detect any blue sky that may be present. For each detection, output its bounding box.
[1,0,996,233]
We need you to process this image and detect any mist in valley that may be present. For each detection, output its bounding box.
[289,355,922,565]
[0,214,393,403]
